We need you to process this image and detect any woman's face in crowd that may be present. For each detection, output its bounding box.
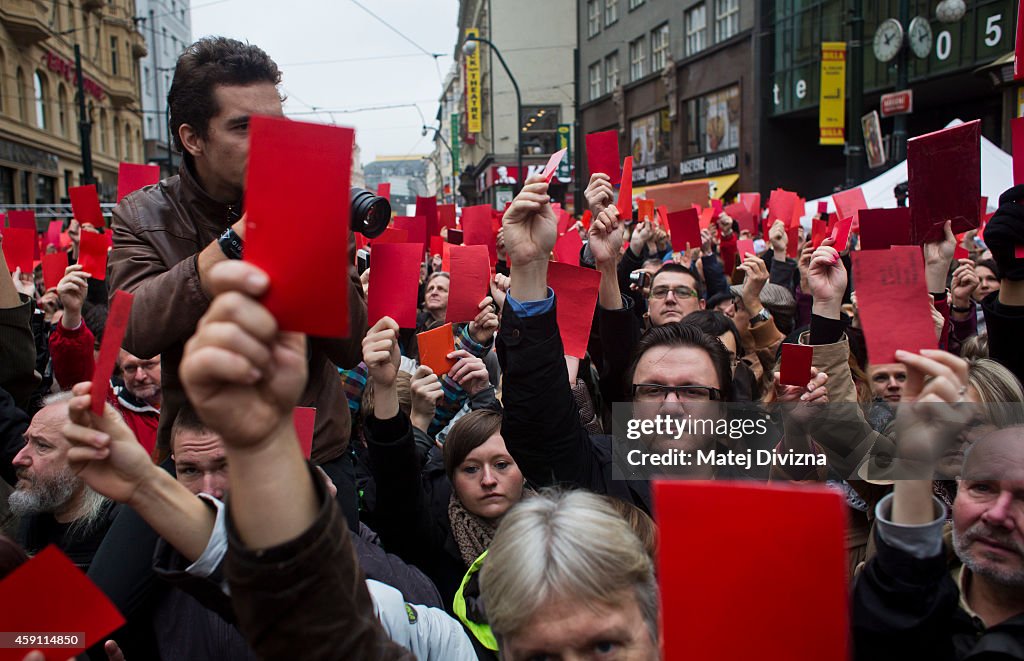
[453,434,524,520]
[974,266,1000,302]
[502,590,659,661]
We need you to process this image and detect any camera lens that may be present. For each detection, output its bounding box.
[350,187,391,238]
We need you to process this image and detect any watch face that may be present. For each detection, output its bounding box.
[873,18,904,63]
[908,16,932,58]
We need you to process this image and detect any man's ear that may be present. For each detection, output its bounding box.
[178,123,203,159]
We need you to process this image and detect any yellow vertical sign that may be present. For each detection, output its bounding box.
[465,28,482,134]
[819,42,847,146]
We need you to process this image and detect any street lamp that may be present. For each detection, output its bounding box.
[462,35,523,192]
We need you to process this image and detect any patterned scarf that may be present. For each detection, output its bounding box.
[448,493,499,567]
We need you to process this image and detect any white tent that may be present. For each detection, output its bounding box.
[803,119,1012,223]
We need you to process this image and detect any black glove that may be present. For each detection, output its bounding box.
[981,184,1024,281]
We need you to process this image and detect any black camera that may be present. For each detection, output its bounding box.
[629,270,651,290]
[350,187,391,238]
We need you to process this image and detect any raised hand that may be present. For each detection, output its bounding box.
[768,220,788,258]
[447,349,490,396]
[410,365,443,431]
[62,382,157,506]
[589,206,624,268]
[584,173,614,218]
[950,259,979,309]
[502,174,558,266]
[56,264,90,328]
[179,261,308,448]
[468,296,499,344]
[629,219,653,257]
[806,238,847,319]
[922,220,956,293]
[490,273,510,312]
[736,253,769,315]
[362,316,401,388]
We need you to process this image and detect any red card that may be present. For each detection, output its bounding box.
[711,199,724,217]
[736,239,756,259]
[654,481,848,661]
[42,252,66,290]
[811,219,828,249]
[767,189,798,226]
[417,322,456,377]
[445,244,491,323]
[292,407,316,460]
[377,182,390,201]
[367,243,422,328]
[646,181,709,212]
[244,116,352,337]
[831,188,868,226]
[857,208,912,251]
[580,209,593,230]
[830,216,854,252]
[954,233,969,261]
[1016,0,1024,80]
[542,148,568,183]
[817,201,829,216]
[447,228,463,245]
[554,227,583,264]
[907,120,981,243]
[91,290,133,414]
[791,197,805,229]
[852,246,937,364]
[416,196,439,240]
[786,226,800,258]
[1015,245,1024,259]
[1014,117,1024,186]
[461,204,497,265]
[557,209,574,236]
[739,192,761,216]
[45,220,63,249]
[616,157,633,219]
[438,204,457,230]
[372,227,410,244]
[585,130,621,185]
[780,343,814,387]
[393,216,427,249]
[667,209,701,252]
[6,210,36,230]
[0,545,125,660]
[69,185,105,227]
[429,236,444,260]
[117,162,160,202]
[638,199,655,223]
[1,227,34,273]
[656,205,669,229]
[725,203,756,235]
[78,230,109,279]
[547,262,601,359]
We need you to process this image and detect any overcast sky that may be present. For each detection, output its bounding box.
[190,0,459,165]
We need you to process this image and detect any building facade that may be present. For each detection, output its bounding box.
[578,0,758,200]
[429,64,461,204]
[0,1,147,208]
[452,0,577,210]
[363,156,430,215]
[135,0,190,177]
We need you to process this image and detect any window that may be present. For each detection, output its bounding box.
[604,52,620,92]
[684,85,740,156]
[35,174,55,205]
[629,37,647,81]
[604,0,618,26]
[57,85,68,136]
[714,0,739,42]
[99,109,108,153]
[651,23,670,71]
[16,68,26,121]
[630,109,672,166]
[0,49,6,114]
[589,62,602,101]
[629,0,645,8]
[520,106,560,156]
[144,66,151,94]
[125,124,132,160]
[114,118,121,158]
[685,5,707,56]
[111,36,119,75]
[587,0,601,37]
[33,71,47,130]
[0,167,14,206]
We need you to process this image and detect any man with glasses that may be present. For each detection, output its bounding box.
[496,178,743,511]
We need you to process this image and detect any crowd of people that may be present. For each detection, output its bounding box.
[0,36,1022,660]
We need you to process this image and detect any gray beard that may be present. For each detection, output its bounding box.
[8,469,78,517]
[953,527,1024,588]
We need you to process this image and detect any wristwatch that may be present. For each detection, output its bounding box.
[218,227,243,260]
[750,307,772,325]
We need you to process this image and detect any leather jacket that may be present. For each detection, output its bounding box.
[107,162,367,463]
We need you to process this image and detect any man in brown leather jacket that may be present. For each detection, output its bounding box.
[107,37,367,528]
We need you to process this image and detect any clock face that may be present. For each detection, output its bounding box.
[908,16,933,58]
[873,18,904,63]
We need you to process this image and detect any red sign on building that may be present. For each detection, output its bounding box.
[880,90,913,117]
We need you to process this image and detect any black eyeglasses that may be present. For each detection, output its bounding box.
[631,384,722,401]
[649,285,698,300]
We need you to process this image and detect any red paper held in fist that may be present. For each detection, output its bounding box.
[91,290,134,415]
[418,323,457,378]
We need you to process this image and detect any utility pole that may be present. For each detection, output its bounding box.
[75,44,94,185]
[890,0,911,163]
[845,0,865,187]
[573,46,583,215]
